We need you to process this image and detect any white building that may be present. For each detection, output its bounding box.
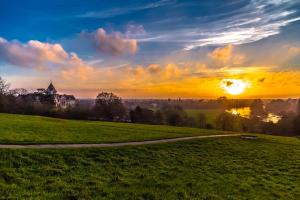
[30,82,76,109]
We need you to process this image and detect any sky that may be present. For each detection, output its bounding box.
[1,0,300,98]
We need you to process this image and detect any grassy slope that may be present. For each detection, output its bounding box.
[0,113,233,144]
[0,135,299,199]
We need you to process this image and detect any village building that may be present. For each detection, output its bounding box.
[25,82,76,109]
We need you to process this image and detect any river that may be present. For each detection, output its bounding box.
[226,107,281,123]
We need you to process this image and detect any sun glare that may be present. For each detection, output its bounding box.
[220,79,250,95]
[231,109,238,115]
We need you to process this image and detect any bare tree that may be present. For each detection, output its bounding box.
[0,76,10,94]
[9,88,28,96]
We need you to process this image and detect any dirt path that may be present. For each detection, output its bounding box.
[0,134,241,149]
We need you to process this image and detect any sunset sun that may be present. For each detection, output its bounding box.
[221,79,250,95]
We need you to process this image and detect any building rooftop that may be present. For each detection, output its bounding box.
[46,82,57,94]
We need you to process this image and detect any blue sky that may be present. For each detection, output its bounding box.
[1,0,300,98]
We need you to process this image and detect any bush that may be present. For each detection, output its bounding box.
[130,106,156,124]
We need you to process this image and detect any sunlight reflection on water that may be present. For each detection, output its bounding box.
[226,107,251,118]
[262,113,281,124]
[226,107,281,124]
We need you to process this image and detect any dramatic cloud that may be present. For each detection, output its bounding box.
[94,28,137,56]
[0,37,96,78]
[131,0,300,50]
[2,0,300,99]
[0,38,69,69]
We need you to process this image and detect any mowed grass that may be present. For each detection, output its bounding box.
[0,135,299,199]
[185,109,223,127]
[0,113,233,144]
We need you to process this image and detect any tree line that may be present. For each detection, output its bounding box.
[0,77,196,126]
[0,77,299,136]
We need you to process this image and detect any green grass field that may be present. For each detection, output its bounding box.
[185,109,223,127]
[0,113,232,144]
[0,113,299,199]
[1,135,299,199]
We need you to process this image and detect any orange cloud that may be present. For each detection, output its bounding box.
[55,60,300,98]
[61,65,94,81]
[208,44,245,66]
[28,40,68,62]
[208,44,233,63]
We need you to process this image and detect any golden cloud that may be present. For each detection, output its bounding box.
[207,44,245,67]
[58,61,300,98]
[208,44,233,63]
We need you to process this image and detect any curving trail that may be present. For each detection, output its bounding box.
[0,134,241,149]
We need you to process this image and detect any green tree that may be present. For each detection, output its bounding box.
[216,112,242,132]
[250,99,266,118]
[94,92,126,121]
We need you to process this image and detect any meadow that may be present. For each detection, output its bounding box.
[0,113,232,144]
[0,135,299,199]
[0,113,299,199]
[185,109,223,127]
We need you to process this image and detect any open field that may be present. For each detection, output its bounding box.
[1,135,299,199]
[185,109,223,127]
[0,113,299,199]
[0,113,233,144]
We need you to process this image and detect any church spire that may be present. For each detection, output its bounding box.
[46,81,57,95]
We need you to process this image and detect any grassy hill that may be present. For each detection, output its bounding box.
[1,135,299,199]
[0,113,233,144]
[0,113,299,199]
